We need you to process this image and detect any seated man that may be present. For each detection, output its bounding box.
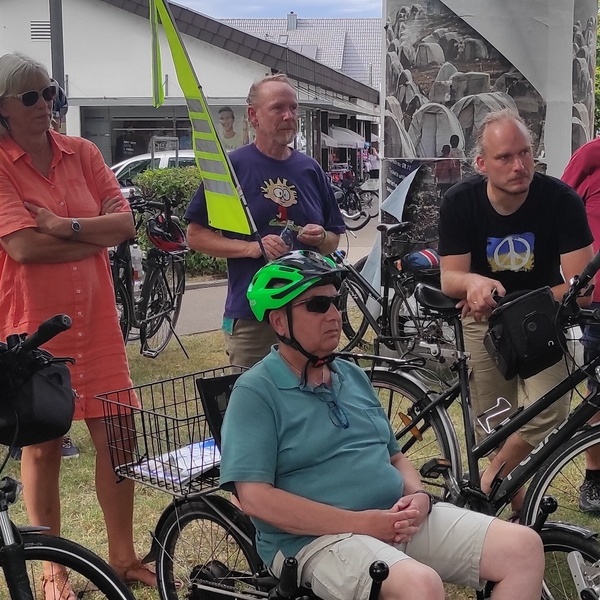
[220,250,544,600]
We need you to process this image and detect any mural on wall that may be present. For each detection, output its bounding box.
[380,0,596,244]
[383,0,546,162]
[571,4,597,151]
[209,106,253,151]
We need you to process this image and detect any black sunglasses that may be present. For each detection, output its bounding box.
[9,84,57,108]
[292,294,342,314]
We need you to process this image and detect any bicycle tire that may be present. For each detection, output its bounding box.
[342,192,371,231]
[359,190,379,218]
[156,498,262,600]
[539,528,600,600]
[140,257,185,357]
[0,532,134,599]
[368,370,461,496]
[115,279,133,342]
[521,425,600,533]
[339,257,372,351]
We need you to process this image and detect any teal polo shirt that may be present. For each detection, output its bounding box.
[220,348,403,567]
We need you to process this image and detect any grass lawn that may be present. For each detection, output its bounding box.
[3,332,478,599]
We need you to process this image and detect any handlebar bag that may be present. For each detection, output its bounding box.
[483,287,565,380]
[0,349,75,447]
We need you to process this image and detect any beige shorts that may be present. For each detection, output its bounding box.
[272,503,494,600]
[223,318,277,368]
[463,317,570,447]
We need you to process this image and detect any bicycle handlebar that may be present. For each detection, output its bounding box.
[127,193,182,214]
[18,314,72,353]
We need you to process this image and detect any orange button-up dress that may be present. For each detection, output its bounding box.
[0,130,135,419]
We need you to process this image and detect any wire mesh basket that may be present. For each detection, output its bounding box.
[97,365,245,497]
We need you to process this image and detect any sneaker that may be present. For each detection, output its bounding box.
[9,446,21,461]
[61,436,80,459]
[579,479,600,513]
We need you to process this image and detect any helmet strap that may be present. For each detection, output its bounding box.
[276,305,335,370]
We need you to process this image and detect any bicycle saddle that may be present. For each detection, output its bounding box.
[414,283,461,317]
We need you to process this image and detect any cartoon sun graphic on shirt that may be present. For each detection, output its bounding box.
[262,178,298,225]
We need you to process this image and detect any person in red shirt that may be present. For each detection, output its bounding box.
[0,52,155,594]
[562,137,600,514]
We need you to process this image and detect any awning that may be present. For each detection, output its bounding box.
[329,125,365,148]
[321,132,338,148]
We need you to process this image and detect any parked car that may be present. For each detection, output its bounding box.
[111,150,197,196]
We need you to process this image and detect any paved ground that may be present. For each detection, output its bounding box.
[176,219,379,335]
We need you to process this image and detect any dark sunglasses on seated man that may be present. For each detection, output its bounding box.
[8,84,57,108]
[292,294,342,314]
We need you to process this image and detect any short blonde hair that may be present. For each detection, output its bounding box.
[0,52,50,134]
[471,108,533,173]
[246,73,294,106]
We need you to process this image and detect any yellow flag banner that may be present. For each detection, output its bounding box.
[150,0,254,235]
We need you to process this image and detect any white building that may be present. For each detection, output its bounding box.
[1,0,380,170]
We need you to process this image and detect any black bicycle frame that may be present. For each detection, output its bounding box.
[388,302,600,514]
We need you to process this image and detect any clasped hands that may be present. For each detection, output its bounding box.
[368,493,430,545]
[23,197,125,239]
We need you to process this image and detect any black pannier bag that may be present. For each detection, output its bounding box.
[483,287,565,380]
[0,346,75,447]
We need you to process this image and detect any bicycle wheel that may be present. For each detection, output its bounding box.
[359,190,379,218]
[115,279,133,342]
[140,257,185,357]
[341,192,371,231]
[521,426,600,533]
[389,287,455,358]
[368,370,461,496]
[156,498,262,600]
[539,528,600,600]
[338,261,373,352]
[0,532,134,599]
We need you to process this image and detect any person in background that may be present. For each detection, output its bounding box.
[438,109,594,516]
[368,142,380,179]
[185,74,345,367]
[448,134,466,159]
[561,136,600,513]
[434,144,460,199]
[220,250,544,600]
[0,52,155,596]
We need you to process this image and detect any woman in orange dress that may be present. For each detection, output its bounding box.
[0,52,155,597]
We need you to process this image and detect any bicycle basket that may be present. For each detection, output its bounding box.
[0,347,75,447]
[97,365,245,497]
[483,287,565,380]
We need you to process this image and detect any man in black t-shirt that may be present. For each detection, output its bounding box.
[438,109,594,514]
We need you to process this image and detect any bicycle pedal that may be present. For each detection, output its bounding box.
[420,458,452,479]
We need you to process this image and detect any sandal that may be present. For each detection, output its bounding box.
[111,560,157,588]
[41,571,77,600]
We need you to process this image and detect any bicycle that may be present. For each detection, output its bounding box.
[334,221,455,374]
[98,367,388,600]
[0,315,134,600]
[110,193,189,358]
[340,252,600,599]
[333,177,378,231]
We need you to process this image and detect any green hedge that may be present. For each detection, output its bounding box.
[133,166,227,278]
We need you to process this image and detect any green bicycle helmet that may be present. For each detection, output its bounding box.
[247,250,346,322]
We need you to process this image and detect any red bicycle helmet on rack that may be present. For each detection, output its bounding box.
[146,214,188,252]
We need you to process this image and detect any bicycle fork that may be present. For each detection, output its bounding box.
[0,479,34,600]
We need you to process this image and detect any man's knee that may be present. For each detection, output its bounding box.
[381,559,444,600]
[480,520,544,582]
